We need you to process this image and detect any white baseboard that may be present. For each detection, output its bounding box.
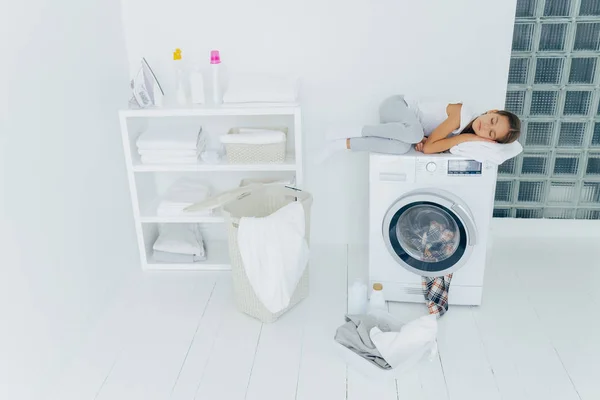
[491,217,600,239]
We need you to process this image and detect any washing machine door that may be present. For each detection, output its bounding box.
[382,189,478,277]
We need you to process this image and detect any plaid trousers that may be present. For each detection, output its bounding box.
[422,274,453,317]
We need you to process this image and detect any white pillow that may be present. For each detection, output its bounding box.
[223,73,299,103]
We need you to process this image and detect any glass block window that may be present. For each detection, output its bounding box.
[497,0,600,220]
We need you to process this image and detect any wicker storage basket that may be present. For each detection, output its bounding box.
[223,127,287,164]
[222,185,312,323]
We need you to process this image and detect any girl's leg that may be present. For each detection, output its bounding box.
[361,95,424,144]
[348,136,411,154]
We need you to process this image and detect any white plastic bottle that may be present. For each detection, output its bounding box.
[210,50,222,105]
[368,283,386,314]
[190,67,205,104]
[173,48,188,106]
[348,280,368,315]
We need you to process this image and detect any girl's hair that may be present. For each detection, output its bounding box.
[460,110,521,144]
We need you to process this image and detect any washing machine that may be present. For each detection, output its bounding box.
[369,149,498,306]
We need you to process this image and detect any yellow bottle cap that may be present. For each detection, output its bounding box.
[173,48,182,60]
[373,283,383,291]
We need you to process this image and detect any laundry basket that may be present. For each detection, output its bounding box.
[222,185,312,323]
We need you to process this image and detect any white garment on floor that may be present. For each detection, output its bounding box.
[140,155,199,164]
[153,224,205,257]
[370,314,438,370]
[220,129,286,144]
[237,201,309,313]
[450,140,523,165]
[157,178,212,217]
[137,126,201,150]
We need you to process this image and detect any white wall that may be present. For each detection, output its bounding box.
[0,0,138,398]
[119,0,518,245]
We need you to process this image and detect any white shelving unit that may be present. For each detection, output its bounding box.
[119,103,303,271]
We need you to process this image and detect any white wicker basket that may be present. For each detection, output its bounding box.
[224,127,287,164]
[222,185,312,323]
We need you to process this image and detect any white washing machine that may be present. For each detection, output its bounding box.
[369,149,498,306]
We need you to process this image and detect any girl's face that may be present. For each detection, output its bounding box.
[472,111,510,142]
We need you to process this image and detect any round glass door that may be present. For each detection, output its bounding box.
[384,200,471,276]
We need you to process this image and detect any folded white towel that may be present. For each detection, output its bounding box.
[157,178,212,217]
[153,224,205,257]
[223,73,299,103]
[237,201,309,313]
[140,155,199,164]
[153,250,206,263]
[137,126,202,150]
[450,140,523,165]
[138,149,199,157]
[220,129,286,145]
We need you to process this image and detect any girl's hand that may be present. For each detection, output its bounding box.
[415,138,427,152]
[461,134,495,143]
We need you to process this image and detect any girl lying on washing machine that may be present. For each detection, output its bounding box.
[316,95,521,161]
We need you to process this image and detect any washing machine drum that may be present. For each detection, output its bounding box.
[383,191,478,277]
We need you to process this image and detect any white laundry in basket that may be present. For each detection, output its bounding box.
[237,201,309,313]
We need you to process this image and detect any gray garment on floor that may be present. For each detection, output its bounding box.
[348,136,412,155]
[361,95,425,144]
[334,314,403,370]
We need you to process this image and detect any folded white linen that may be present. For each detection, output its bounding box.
[153,224,205,257]
[237,201,309,314]
[449,140,523,165]
[220,129,286,145]
[140,155,199,164]
[138,149,199,157]
[136,126,202,150]
[153,250,206,263]
[157,178,212,216]
[223,73,299,103]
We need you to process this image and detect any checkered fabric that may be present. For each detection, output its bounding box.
[422,274,453,318]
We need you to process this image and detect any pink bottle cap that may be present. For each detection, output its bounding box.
[210,50,221,64]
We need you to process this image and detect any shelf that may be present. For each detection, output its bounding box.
[132,155,297,172]
[120,103,300,118]
[140,201,225,224]
[144,240,230,271]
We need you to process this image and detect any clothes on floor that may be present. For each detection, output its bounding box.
[237,201,309,314]
[422,274,453,317]
[334,313,400,370]
[369,314,437,370]
[152,224,206,262]
[157,178,212,217]
[335,312,438,371]
[450,139,523,165]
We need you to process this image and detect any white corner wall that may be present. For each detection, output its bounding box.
[119,0,518,245]
[0,0,138,398]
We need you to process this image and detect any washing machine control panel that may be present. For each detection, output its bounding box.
[447,160,482,175]
[416,158,484,180]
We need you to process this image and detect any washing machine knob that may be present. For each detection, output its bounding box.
[426,162,437,172]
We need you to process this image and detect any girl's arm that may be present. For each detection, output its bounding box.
[422,104,491,154]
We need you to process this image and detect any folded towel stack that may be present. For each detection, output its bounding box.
[220,128,286,145]
[153,224,206,263]
[136,126,205,164]
[157,178,212,217]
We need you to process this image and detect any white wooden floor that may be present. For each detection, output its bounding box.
[51,237,600,400]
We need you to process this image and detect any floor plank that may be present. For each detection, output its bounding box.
[296,245,348,400]
[193,277,263,400]
[170,274,232,400]
[96,273,219,400]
